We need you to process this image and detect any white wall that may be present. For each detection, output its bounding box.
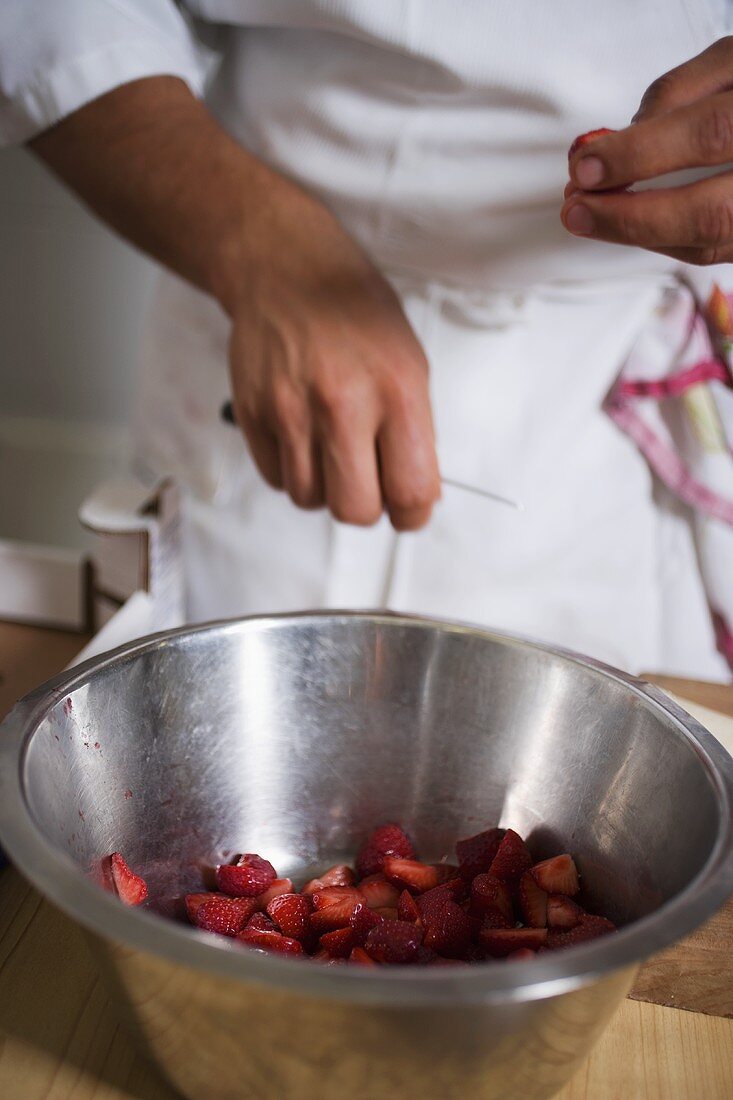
[0,148,158,549]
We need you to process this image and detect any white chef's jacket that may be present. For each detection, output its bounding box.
[1,2,730,678]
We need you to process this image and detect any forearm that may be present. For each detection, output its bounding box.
[29,76,295,315]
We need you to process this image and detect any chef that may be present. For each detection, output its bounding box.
[1,2,732,678]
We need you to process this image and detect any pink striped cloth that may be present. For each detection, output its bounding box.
[605,275,733,672]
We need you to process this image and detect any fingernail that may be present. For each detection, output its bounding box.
[564,203,595,236]
[575,155,605,188]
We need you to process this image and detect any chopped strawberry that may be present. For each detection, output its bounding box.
[237,925,304,956]
[184,891,215,922]
[310,887,364,933]
[319,926,358,958]
[349,902,383,944]
[432,863,461,885]
[546,915,615,950]
[266,893,313,941]
[480,927,548,957]
[530,854,580,897]
[477,907,512,930]
[364,920,422,964]
[216,854,276,898]
[488,830,533,885]
[356,823,415,878]
[349,946,378,966]
[470,873,514,924]
[193,894,257,936]
[301,864,356,894]
[506,948,536,962]
[416,881,464,921]
[568,128,614,160]
[518,872,548,928]
[311,885,364,910]
[456,827,505,879]
[397,890,421,923]
[359,874,400,910]
[110,853,148,907]
[547,894,584,929]
[374,907,399,920]
[382,857,440,894]
[245,911,278,933]
[423,899,473,959]
[256,877,293,908]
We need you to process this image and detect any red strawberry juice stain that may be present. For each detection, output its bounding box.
[63,698,73,715]
[94,742,100,750]
[78,809,85,821]
[124,789,133,800]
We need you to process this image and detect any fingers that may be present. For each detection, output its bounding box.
[569,90,733,193]
[314,380,383,526]
[269,381,325,508]
[238,414,284,490]
[377,376,441,531]
[561,170,733,262]
[634,36,733,122]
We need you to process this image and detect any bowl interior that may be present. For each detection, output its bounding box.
[23,616,723,926]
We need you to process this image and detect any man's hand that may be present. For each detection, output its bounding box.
[562,37,733,266]
[225,180,440,531]
[31,77,440,530]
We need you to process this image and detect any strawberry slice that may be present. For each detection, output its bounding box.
[237,925,304,956]
[364,920,422,964]
[266,892,313,941]
[310,887,364,933]
[245,911,278,933]
[301,864,356,894]
[110,852,148,906]
[488,829,533,884]
[470,873,514,924]
[397,889,421,923]
[356,823,415,878]
[545,915,616,950]
[479,927,548,957]
[478,908,513,930]
[319,926,358,958]
[547,894,584,929]
[216,853,276,898]
[416,881,464,921]
[184,892,215,922]
[568,128,614,160]
[349,902,383,944]
[382,857,440,894]
[423,899,473,959]
[432,863,462,885]
[349,946,378,966]
[256,877,293,908]
[506,948,537,961]
[359,874,401,910]
[456,827,505,879]
[193,894,257,936]
[518,871,548,928]
[530,854,580,897]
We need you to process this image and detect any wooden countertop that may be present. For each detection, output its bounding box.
[0,621,732,1100]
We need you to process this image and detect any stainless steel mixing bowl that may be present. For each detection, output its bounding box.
[1,612,732,1100]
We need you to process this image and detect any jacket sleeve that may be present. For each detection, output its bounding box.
[0,0,206,145]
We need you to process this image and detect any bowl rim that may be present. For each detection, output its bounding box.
[1,609,732,1007]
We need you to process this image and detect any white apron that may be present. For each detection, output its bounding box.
[134,0,730,678]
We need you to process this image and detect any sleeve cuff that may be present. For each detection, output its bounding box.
[0,37,205,145]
